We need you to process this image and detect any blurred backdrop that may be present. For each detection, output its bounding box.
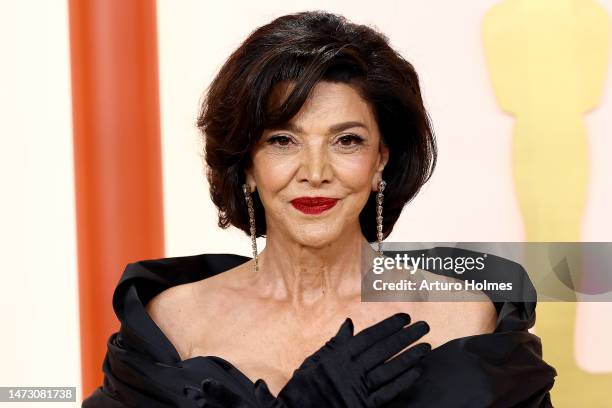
[1,0,611,406]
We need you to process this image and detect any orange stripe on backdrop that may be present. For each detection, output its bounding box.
[68,0,165,398]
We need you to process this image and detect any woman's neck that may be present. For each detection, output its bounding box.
[250,227,375,308]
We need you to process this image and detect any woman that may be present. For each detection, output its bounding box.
[83,11,556,407]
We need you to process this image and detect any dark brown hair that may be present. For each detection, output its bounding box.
[197,10,437,242]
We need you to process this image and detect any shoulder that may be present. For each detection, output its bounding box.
[410,269,498,346]
[440,299,498,339]
[145,283,197,360]
[363,263,498,343]
[144,263,248,360]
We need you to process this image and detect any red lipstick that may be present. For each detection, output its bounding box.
[290,196,339,215]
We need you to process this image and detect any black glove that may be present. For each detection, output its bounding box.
[192,313,430,408]
[183,377,260,408]
[259,312,430,407]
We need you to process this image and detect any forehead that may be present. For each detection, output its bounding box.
[268,81,377,128]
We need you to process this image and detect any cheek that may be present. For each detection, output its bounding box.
[332,153,377,190]
[252,154,295,192]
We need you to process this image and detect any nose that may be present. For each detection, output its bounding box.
[296,141,333,187]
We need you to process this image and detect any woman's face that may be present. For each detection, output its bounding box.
[246,81,389,248]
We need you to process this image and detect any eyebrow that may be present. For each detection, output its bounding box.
[270,121,369,135]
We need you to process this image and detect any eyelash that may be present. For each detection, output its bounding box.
[266,134,365,149]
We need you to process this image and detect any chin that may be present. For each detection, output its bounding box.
[286,227,340,248]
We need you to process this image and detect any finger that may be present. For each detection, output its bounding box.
[331,317,354,344]
[348,313,411,357]
[365,342,431,390]
[358,321,429,371]
[368,367,421,406]
[298,318,355,370]
[315,318,355,353]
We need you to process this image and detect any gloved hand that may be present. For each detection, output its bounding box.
[183,377,260,408]
[194,313,430,408]
[258,312,430,407]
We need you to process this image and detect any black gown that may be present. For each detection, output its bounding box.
[82,251,557,407]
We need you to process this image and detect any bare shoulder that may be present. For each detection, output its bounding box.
[145,283,197,360]
[440,299,498,338]
[411,269,498,346]
[144,264,248,360]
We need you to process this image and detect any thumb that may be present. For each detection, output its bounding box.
[294,317,356,371]
[332,317,354,344]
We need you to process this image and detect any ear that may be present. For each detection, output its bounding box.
[372,142,390,191]
[244,167,256,193]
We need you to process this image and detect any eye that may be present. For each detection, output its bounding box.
[335,134,365,148]
[266,134,295,148]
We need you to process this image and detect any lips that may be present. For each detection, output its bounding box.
[290,197,339,215]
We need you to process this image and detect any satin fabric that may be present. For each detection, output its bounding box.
[82,250,557,407]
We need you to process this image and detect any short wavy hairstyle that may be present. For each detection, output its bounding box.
[197,10,437,242]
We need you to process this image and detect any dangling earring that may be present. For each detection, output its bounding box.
[242,184,259,272]
[376,179,386,258]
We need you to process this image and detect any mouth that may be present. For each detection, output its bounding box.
[290,197,339,215]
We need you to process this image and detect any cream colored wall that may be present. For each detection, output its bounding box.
[580,9,612,363]
[0,0,81,406]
